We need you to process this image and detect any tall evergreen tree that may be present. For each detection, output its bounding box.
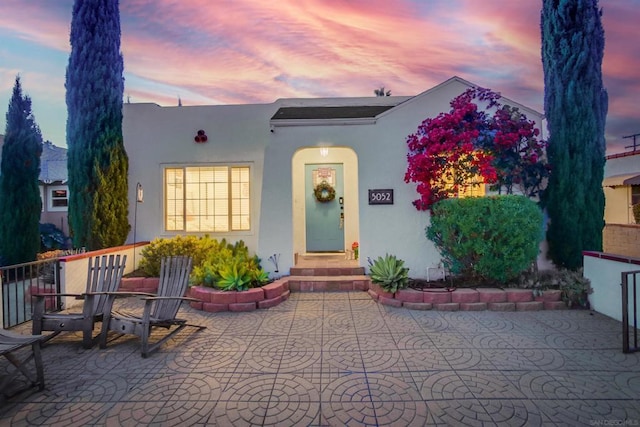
[66,0,130,250]
[0,76,43,265]
[541,0,607,269]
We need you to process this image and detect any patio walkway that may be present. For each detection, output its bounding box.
[1,291,639,426]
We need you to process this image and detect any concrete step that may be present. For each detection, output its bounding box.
[289,266,366,276]
[287,275,370,292]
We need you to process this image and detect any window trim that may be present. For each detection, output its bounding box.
[163,164,251,233]
[47,185,69,212]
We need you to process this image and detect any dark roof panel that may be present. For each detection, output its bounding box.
[271,105,395,121]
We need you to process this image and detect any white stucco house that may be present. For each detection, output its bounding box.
[123,76,546,277]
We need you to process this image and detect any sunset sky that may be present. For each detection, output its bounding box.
[0,0,638,154]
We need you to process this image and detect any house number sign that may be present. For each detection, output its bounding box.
[368,189,393,205]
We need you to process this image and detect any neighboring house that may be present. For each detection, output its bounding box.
[123,76,546,277]
[0,136,69,235]
[39,141,69,235]
[603,149,640,225]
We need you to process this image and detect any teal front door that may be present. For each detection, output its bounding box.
[306,164,344,252]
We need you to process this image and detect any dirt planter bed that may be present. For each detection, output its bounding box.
[368,283,566,312]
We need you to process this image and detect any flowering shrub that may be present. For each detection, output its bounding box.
[404,87,549,211]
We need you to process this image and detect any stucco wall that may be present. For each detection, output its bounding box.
[603,224,640,258]
[123,102,274,252]
[584,251,640,324]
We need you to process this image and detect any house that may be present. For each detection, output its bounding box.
[123,76,546,277]
[39,141,69,235]
[603,149,640,225]
[0,137,69,235]
[602,149,640,258]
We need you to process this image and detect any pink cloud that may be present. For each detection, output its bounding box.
[0,0,637,154]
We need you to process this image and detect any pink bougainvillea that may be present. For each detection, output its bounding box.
[404,87,549,211]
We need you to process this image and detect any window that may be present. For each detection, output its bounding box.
[47,185,69,212]
[632,186,640,206]
[165,166,250,232]
[442,169,486,198]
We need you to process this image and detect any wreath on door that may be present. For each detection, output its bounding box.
[314,180,336,202]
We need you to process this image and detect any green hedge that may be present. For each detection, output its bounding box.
[427,195,543,283]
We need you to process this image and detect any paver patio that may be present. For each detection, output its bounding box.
[1,291,639,426]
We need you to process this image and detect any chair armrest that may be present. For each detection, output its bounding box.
[32,292,84,299]
[140,296,200,303]
[93,291,156,298]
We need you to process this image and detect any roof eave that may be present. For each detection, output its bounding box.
[270,117,377,128]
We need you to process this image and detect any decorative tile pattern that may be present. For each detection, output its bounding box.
[2,291,639,426]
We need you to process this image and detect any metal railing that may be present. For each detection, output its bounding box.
[621,270,640,353]
[2,258,62,329]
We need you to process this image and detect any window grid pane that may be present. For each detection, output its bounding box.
[231,167,250,230]
[165,168,184,231]
[166,166,249,232]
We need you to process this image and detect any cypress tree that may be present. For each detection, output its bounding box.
[541,0,607,269]
[66,0,130,250]
[0,76,43,265]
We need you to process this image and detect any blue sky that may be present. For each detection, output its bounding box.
[0,0,638,154]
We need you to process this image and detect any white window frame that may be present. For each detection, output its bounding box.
[164,165,251,232]
[47,185,69,212]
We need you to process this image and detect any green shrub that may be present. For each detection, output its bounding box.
[139,236,268,290]
[190,239,268,290]
[39,223,72,251]
[427,195,543,283]
[369,254,409,293]
[139,235,220,276]
[633,204,640,224]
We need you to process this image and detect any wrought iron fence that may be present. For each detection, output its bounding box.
[621,270,640,353]
[2,258,62,329]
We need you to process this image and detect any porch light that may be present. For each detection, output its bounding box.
[320,147,329,157]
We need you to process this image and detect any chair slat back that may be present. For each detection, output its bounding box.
[151,256,192,319]
[87,254,127,315]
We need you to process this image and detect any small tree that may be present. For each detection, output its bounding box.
[0,76,43,265]
[404,87,549,211]
[374,87,391,97]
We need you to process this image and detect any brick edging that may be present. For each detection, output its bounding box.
[368,284,566,312]
[187,279,290,312]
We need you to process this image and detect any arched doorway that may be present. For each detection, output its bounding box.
[292,147,359,256]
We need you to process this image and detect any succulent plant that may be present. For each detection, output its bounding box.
[369,254,409,293]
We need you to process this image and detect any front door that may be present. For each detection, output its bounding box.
[305,164,344,252]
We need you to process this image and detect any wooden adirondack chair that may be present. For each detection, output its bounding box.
[99,256,205,358]
[0,329,45,401]
[32,254,127,349]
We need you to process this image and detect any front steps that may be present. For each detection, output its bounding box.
[289,254,370,292]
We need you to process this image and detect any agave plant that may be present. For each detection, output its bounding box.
[216,262,252,291]
[369,254,409,293]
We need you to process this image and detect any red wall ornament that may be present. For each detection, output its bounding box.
[194,129,208,143]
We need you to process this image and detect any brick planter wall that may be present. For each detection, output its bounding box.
[188,278,290,312]
[368,286,567,312]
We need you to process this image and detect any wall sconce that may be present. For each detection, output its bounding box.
[194,129,208,143]
[133,182,143,268]
[136,182,144,203]
[320,147,329,157]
